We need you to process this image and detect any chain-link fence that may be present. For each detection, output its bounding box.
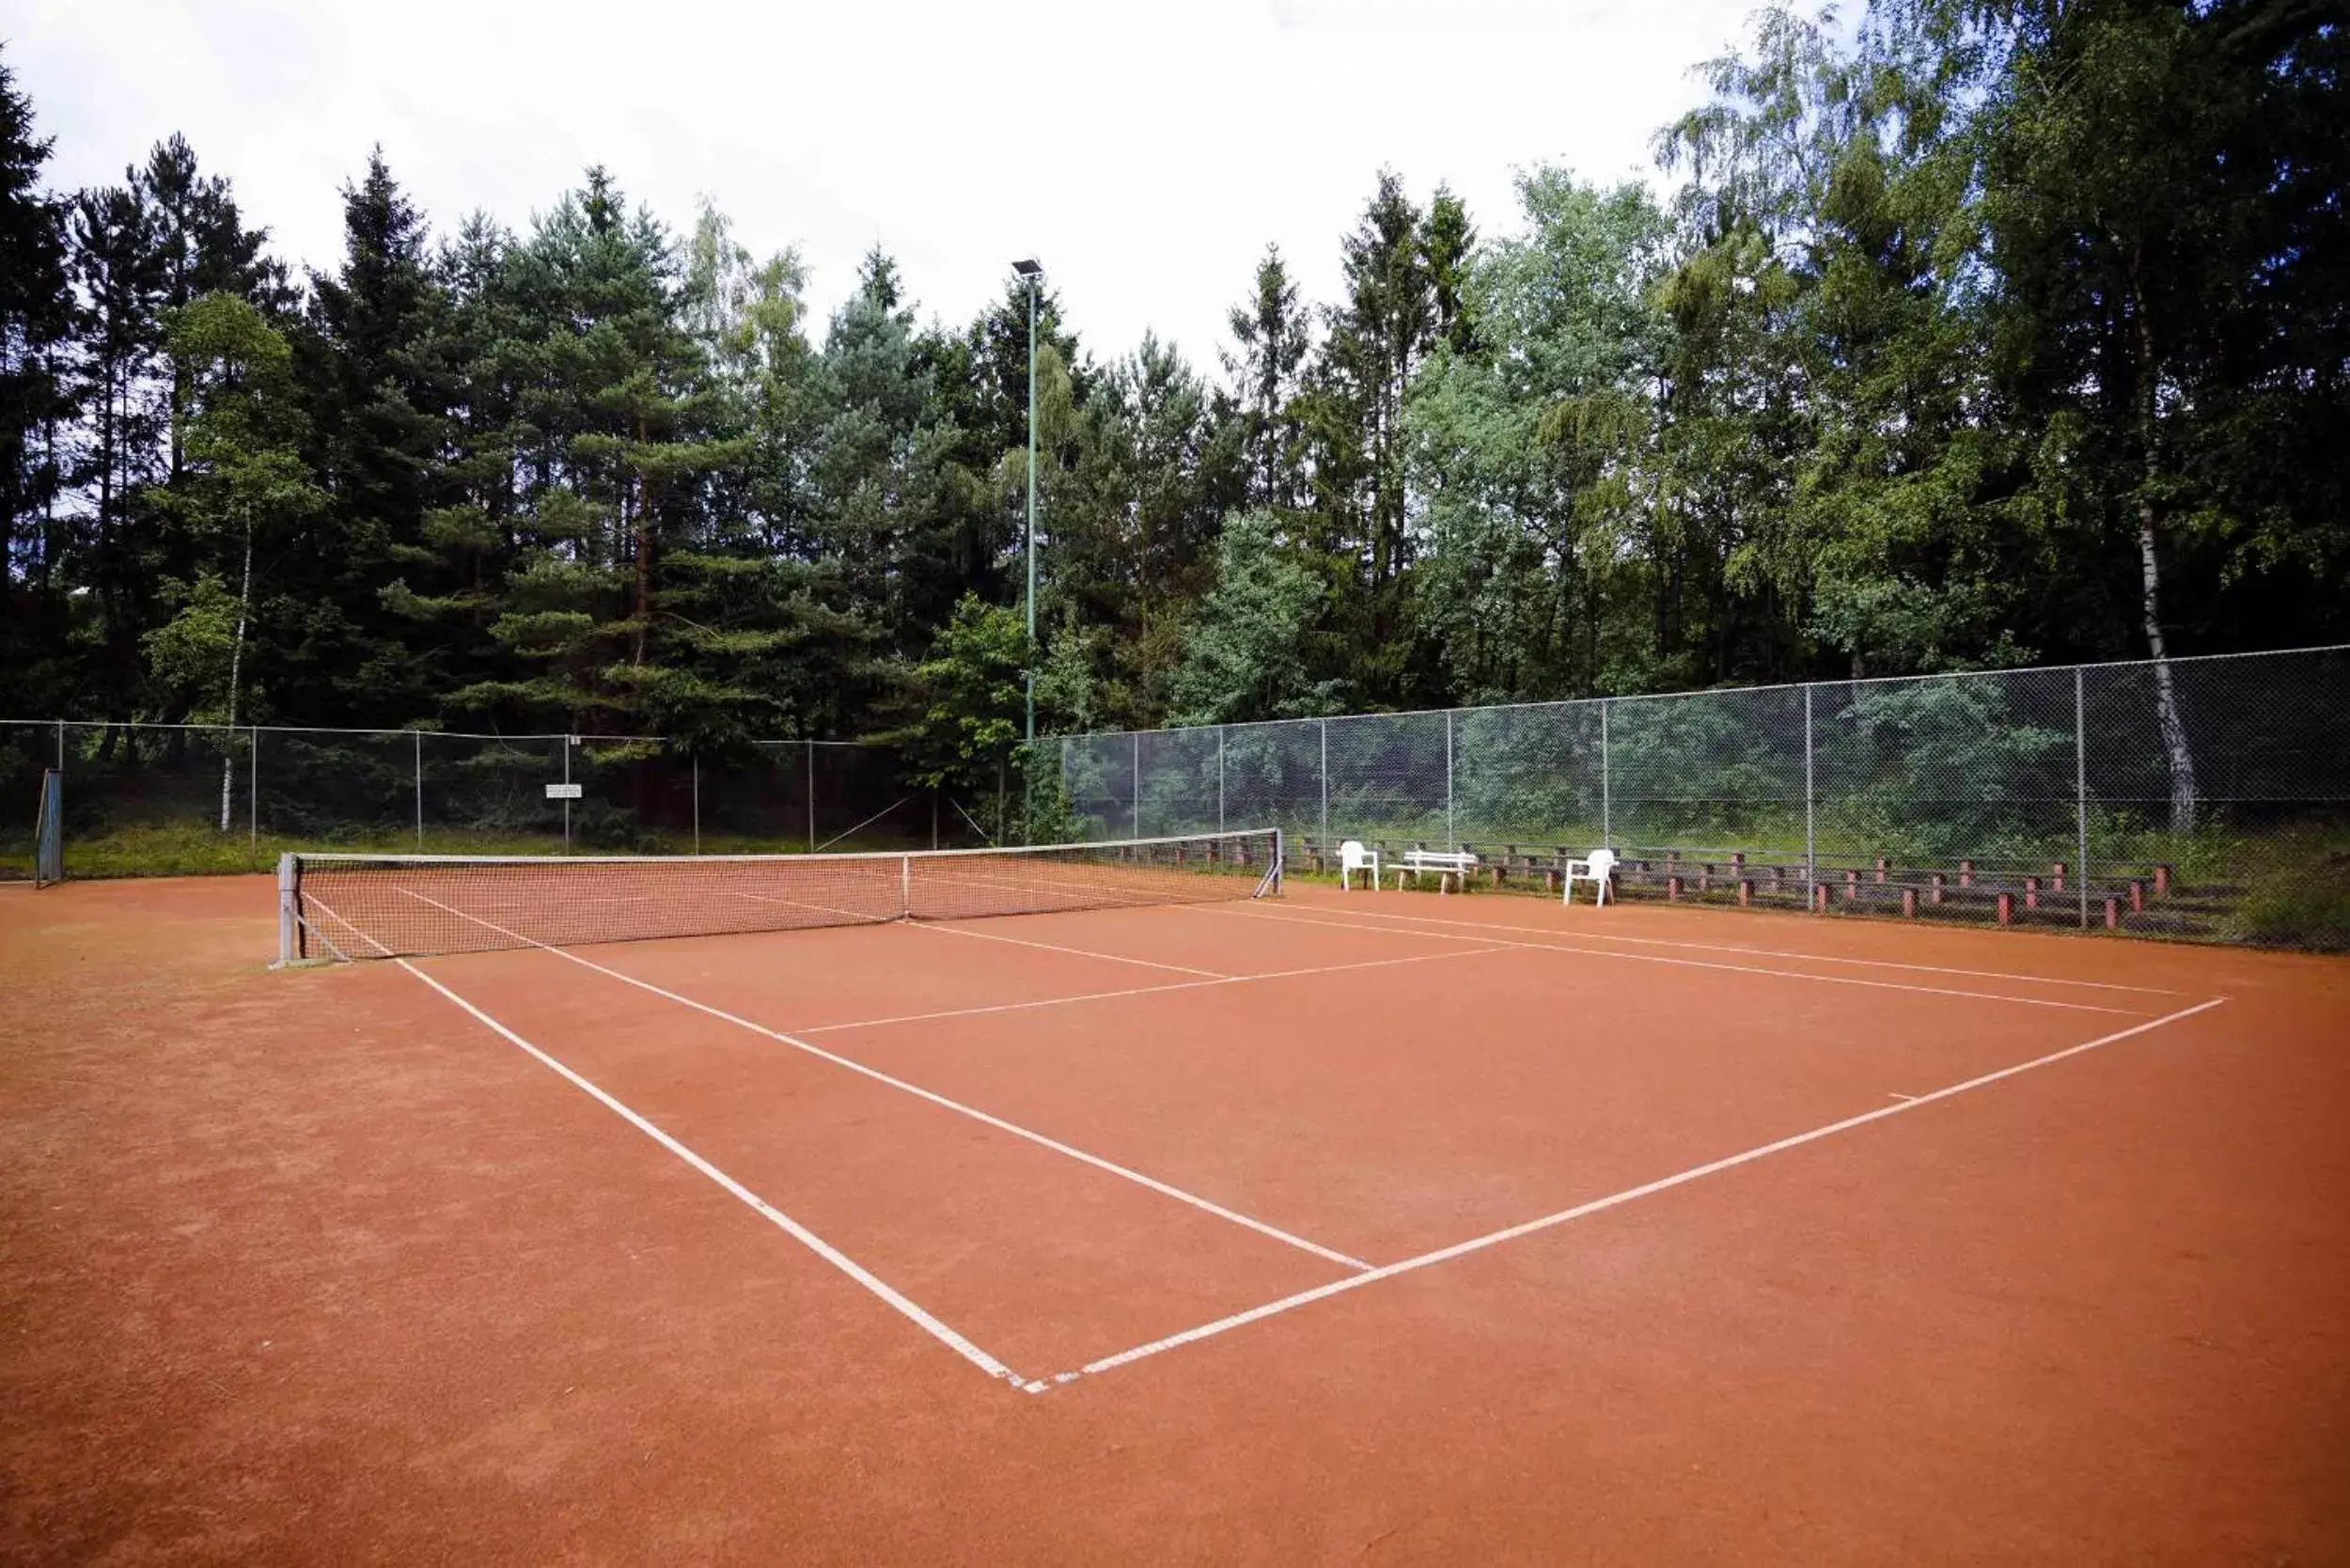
[0,723,964,882]
[1056,646,2350,949]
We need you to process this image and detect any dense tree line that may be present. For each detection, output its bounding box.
[2,0,2343,808]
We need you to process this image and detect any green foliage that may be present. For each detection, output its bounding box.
[1,5,2342,880]
[1168,510,1340,725]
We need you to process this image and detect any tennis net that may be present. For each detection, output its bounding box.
[277,827,1283,962]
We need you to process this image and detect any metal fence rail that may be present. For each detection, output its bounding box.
[0,724,953,882]
[1057,646,2350,949]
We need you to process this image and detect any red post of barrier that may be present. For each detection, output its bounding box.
[1699,863,1712,894]
[1814,883,1829,914]
[2130,880,2144,914]
[1902,888,1917,918]
[1931,870,1947,905]
[2154,864,2171,897]
[1875,857,1888,884]
[1668,875,1683,902]
[2104,896,2120,931]
[1738,878,1753,907]
[2051,861,2066,893]
[1843,869,1859,903]
[2024,875,2040,911]
[1960,858,1975,888]
[1997,891,2013,927]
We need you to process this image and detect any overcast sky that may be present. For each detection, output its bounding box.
[6,0,1761,369]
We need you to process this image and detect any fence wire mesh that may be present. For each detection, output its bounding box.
[1,722,963,881]
[10,647,2346,946]
[1055,647,2350,949]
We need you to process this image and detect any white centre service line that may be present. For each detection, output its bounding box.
[793,943,1514,1035]
[397,889,1374,1274]
[909,918,1230,979]
[1194,904,2150,1015]
[1053,995,2231,1388]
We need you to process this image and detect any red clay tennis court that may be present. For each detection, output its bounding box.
[5,835,2348,1562]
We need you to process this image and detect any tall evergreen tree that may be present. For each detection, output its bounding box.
[0,46,77,710]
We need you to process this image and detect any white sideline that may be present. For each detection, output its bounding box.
[793,943,1514,1035]
[397,957,1038,1388]
[1254,900,2183,995]
[398,890,1374,1274]
[1058,995,2231,1386]
[1198,905,2150,1015]
[910,918,1230,979]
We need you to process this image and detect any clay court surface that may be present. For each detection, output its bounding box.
[5,872,2349,1564]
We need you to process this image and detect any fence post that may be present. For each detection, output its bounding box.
[1319,718,1330,845]
[55,718,65,772]
[249,725,258,845]
[2076,666,2090,930]
[1217,726,1226,834]
[1445,710,1456,850]
[414,729,423,849]
[1803,683,1817,910]
[1600,699,1611,847]
[1131,730,1141,839]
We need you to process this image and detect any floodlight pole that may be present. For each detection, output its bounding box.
[1013,259,1043,846]
[1014,259,1043,756]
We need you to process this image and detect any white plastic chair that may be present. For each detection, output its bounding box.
[1339,839,1380,891]
[1562,848,1617,906]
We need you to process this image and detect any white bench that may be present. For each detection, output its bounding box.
[1394,848,1479,893]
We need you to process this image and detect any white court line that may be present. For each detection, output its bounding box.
[1251,900,2181,995]
[793,944,1514,1035]
[322,900,1041,1389]
[1199,905,2149,1016]
[910,918,1230,979]
[400,890,1374,1273]
[396,958,1042,1389]
[1058,996,2231,1386]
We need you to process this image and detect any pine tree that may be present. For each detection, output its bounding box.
[0,46,77,710]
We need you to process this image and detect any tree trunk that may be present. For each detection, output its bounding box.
[2123,246,2198,836]
[218,521,254,833]
[2137,507,2197,835]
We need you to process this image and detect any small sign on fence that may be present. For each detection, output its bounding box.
[544,783,583,800]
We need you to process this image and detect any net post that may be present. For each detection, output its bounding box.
[1131,731,1141,839]
[414,729,423,849]
[274,852,298,965]
[248,725,258,845]
[807,738,816,852]
[692,748,701,855]
[901,853,912,917]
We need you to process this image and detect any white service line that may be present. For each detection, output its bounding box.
[910,918,1230,979]
[1057,995,2231,1387]
[1247,900,2181,995]
[1200,904,2149,1015]
[400,890,1373,1274]
[794,944,1513,1036]
[395,956,1040,1390]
